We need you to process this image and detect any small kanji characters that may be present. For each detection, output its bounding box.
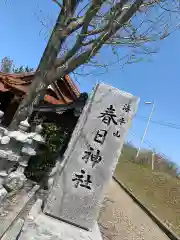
[118,117,126,125]
[72,169,92,190]
[122,103,131,113]
[82,147,102,168]
[113,131,120,138]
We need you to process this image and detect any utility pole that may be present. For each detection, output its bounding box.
[136,101,155,158]
[152,149,155,171]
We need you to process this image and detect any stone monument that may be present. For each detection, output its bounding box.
[18,83,139,240]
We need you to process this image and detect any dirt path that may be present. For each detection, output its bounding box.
[98,179,170,240]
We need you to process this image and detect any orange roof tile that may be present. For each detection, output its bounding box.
[64,75,80,97]
[0,72,80,105]
[44,95,73,105]
[0,72,80,96]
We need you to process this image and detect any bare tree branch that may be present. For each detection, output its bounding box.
[77,1,92,17]
[10,0,180,128]
[50,0,150,82]
[55,0,106,67]
[81,39,97,46]
[64,0,82,18]
[52,0,63,8]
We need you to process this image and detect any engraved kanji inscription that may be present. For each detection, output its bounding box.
[82,147,102,167]
[113,131,121,138]
[72,169,92,190]
[98,105,117,126]
[122,104,131,113]
[94,129,107,144]
[118,117,126,125]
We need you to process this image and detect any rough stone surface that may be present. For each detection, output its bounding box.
[0,149,20,162]
[0,158,8,171]
[21,146,36,156]
[4,171,26,191]
[0,184,39,238]
[44,83,139,230]
[48,161,61,190]
[7,131,32,144]
[0,187,7,203]
[18,212,102,240]
[1,136,10,145]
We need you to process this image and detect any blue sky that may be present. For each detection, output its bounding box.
[1,1,180,165]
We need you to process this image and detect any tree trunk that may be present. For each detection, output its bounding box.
[9,10,67,130]
[9,77,50,129]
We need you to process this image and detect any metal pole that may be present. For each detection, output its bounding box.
[136,102,155,158]
[152,149,155,171]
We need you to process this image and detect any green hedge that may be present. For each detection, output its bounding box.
[25,123,70,186]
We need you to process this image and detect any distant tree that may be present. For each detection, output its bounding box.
[0,57,13,73]
[0,56,33,73]
[13,66,34,73]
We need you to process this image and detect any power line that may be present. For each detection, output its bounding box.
[136,115,180,130]
[129,130,173,162]
[137,115,180,128]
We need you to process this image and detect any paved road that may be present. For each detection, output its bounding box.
[98,179,170,240]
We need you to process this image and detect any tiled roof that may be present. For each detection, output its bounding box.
[0,72,80,104]
[44,95,67,105]
[64,75,80,97]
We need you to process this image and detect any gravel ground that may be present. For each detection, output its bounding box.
[98,179,170,240]
[0,179,171,240]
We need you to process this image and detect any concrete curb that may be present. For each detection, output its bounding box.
[1,218,24,240]
[0,184,40,239]
[113,176,180,240]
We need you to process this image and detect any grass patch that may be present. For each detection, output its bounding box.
[114,159,180,236]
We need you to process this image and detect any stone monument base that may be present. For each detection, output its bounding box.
[18,199,103,240]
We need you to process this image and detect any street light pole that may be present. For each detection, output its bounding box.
[152,149,155,171]
[136,101,155,158]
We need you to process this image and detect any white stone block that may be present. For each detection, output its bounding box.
[4,171,26,191]
[44,83,139,230]
[0,187,7,204]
